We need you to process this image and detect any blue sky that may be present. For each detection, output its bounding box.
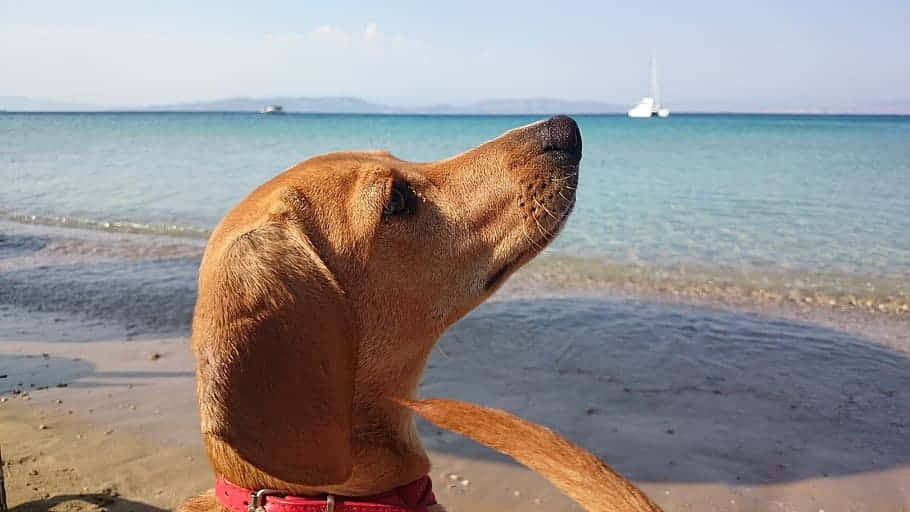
[2,0,908,110]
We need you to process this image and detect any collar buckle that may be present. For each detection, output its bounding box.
[247,488,282,512]
[246,489,336,512]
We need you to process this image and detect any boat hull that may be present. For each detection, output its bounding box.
[627,109,670,118]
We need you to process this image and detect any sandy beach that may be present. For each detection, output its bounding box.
[2,221,909,512]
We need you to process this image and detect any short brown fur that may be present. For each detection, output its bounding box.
[180,118,661,512]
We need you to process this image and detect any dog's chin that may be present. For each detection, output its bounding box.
[484,195,576,291]
[483,252,531,291]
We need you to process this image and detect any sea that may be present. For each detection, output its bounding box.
[2,112,909,306]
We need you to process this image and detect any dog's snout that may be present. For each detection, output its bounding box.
[540,115,582,156]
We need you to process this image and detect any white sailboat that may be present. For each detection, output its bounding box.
[628,53,670,118]
[260,105,285,115]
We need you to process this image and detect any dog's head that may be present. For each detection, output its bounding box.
[192,116,581,491]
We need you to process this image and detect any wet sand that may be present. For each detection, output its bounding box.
[2,221,910,511]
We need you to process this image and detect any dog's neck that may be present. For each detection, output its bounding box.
[342,332,441,492]
[204,330,439,498]
[206,419,432,499]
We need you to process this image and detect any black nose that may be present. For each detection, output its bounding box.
[540,115,582,156]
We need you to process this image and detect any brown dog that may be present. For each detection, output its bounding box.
[180,116,661,512]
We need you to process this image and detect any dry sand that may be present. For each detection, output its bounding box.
[2,222,909,511]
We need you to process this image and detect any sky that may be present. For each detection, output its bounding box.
[1,0,908,111]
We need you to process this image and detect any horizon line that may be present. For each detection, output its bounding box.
[3,110,910,117]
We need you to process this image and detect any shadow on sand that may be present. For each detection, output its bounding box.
[0,353,192,395]
[9,493,166,512]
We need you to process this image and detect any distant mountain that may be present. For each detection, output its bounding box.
[411,98,624,114]
[149,96,624,114]
[5,94,625,114]
[147,96,397,113]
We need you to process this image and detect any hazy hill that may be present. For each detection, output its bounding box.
[409,98,624,114]
[147,96,396,113]
[0,95,624,114]
[149,96,624,114]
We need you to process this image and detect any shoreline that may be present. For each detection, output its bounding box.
[528,254,910,320]
[2,219,907,320]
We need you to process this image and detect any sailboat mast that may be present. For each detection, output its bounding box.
[650,52,660,110]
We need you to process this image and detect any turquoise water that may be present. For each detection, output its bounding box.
[2,112,909,284]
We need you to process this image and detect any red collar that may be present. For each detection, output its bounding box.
[215,475,436,512]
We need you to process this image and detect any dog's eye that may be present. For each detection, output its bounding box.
[383,182,415,217]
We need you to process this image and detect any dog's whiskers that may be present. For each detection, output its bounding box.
[521,225,546,252]
[532,215,550,243]
[548,172,578,185]
[533,198,560,222]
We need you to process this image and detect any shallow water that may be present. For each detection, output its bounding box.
[3,113,909,296]
[423,293,910,484]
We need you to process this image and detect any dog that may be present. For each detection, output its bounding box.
[179,116,661,512]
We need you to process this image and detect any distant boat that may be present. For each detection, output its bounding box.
[628,53,670,118]
[260,105,285,115]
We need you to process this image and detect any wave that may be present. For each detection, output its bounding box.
[0,210,211,239]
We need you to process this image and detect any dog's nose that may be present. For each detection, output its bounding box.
[540,115,582,156]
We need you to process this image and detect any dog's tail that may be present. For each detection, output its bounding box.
[394,398,662,512]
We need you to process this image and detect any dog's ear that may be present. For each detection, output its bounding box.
[194,216,356,486]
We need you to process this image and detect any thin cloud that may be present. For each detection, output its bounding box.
[266,24,409,47]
